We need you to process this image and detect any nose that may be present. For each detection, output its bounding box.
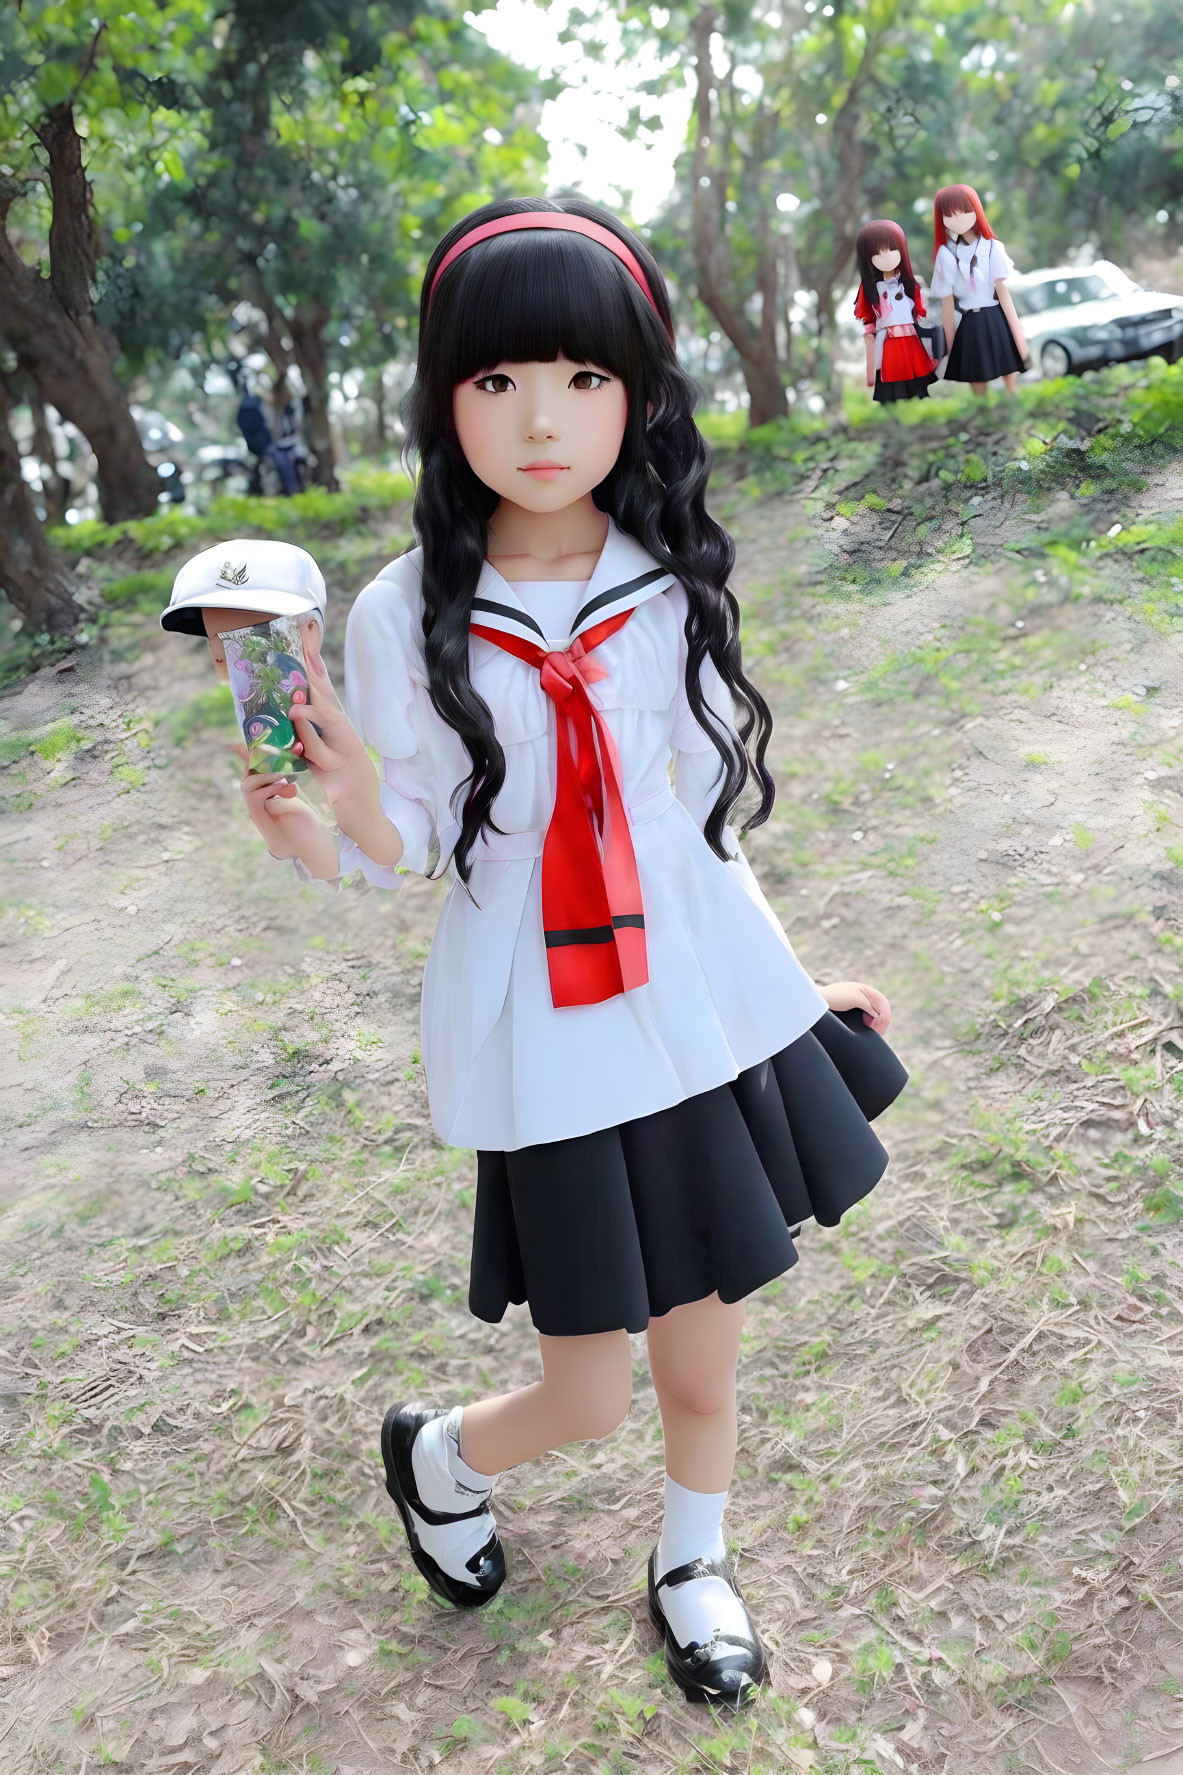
[524,409,560,443]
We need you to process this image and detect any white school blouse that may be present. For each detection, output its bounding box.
[287,516,830,1152]
[866,275,920,331]
[929,236,1015,310]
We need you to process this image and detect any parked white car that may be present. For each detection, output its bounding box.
[1007,261,1183,379]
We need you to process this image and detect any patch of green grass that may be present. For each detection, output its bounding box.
[158,684,237,747]
[47,473,415,560]
[100,568,175,612]
[0,718,88,767]
[68,983,144,1015]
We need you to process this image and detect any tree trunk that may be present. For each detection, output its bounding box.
[0,109,161,524]
[742,352,791,428]
[374,366,387,450]
[690,7,787,428]
[0,372,81,637]
[813,294,841,416]
[288,298,338,491]
[812,58,870,418]
[26,380,72,527]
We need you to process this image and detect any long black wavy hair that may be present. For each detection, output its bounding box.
[401,194,777,888]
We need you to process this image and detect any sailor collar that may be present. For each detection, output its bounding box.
[469,516,676,652]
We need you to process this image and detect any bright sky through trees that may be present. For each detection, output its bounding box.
[470,0,690,220]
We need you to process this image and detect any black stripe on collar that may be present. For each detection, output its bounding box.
[572,567,669,632]
[471,596,547,641]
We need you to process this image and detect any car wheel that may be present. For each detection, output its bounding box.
[1040,341,1073,379]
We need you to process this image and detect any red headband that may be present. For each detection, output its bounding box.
[427,211,674,343]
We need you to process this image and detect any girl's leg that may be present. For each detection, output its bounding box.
[457,1327,633,1475]
[970,380,988,395]
[646,1291,744,1492]
[1001,372,1019,392]
[402,1329,632,1588]
[646,1292,756,1653]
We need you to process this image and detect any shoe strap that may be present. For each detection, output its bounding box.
[655,1553,736,1593]
[408,1491,492,1527]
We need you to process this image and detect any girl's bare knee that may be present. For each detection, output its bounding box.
[646,1294,743,1416]
[654,1370,733,1418]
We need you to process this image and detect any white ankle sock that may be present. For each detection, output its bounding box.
[654,1474,753,1651]
[413,1407,498,1506]
[408,1407,500,1582]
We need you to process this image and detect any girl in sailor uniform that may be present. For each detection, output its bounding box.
[929,184,1030,393]
[853,219,938,403]
[246,198,908,1711]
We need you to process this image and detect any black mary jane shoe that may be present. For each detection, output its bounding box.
[647,1546,768,1711]
[381,1402,506,1609]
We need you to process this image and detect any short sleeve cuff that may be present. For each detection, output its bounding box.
[928,249,955,299]
[335,778,454,891]
[266,845,343,896]
[372,772,436,877]
[335,837,401,890]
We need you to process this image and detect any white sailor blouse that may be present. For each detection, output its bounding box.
[929,236,1015,311]
[285,516,830,1152]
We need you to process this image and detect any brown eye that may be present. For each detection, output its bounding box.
[474,373,514,394]
[571,371,610,390]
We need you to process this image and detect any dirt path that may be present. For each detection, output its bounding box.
[2,400,1182,1773]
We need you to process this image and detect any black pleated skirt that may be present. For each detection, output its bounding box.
[873,370,936,403]
[468,1007,909,1337]
[945,304,1029,382]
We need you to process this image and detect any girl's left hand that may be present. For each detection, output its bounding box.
[820,980,891,1034]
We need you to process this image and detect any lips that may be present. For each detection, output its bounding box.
[520,461,568,478]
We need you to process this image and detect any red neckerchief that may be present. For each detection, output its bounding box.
[470,607,648,1009]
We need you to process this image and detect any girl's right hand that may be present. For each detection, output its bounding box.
[284,626,380,813]
[240,766,325,860]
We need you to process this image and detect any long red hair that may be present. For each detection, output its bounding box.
[932,184,994,263]
[853,220,925,324]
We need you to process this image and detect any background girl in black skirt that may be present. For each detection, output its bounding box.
[930,183,1031,394]
[267,197,909,1712]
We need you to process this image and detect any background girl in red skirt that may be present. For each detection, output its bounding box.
[854,219,939,403]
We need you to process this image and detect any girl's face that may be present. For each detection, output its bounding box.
[871,247,902,275]
[452,354,628,513]
[943,209,978,239]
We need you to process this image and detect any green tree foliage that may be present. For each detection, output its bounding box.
[118,1,550,486]
[575,0,1183,419]
[0,0,548,628]
[0,1,205,519]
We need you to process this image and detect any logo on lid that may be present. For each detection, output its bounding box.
[219,562,249,586]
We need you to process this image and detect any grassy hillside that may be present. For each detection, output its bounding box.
[1,361,1182,1774]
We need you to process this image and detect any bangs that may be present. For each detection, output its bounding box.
[859,220,904,257]
[426,231,651,386]
[937,184,978,218]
